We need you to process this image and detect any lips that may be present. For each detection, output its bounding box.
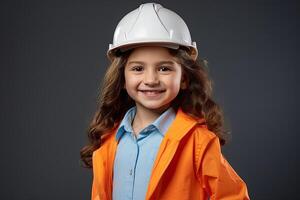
[138,89,165,97]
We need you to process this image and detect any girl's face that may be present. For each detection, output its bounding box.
[124,46,185,113]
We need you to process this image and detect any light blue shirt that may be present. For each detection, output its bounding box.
[112,106,176,200]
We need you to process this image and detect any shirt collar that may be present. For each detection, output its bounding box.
[115,106,136,141]
[115,106,176,141]
[152,107,176,135]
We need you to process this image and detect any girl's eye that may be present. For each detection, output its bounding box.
[131,66,143,71]
[159,66,172,72]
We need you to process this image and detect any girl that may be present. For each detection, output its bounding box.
[81,3,250,200]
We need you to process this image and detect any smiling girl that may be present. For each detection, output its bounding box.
[81,3,250,200]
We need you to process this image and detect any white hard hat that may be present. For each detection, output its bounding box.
[107,3,198,61]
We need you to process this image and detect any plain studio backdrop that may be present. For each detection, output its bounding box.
[1,0,299,199]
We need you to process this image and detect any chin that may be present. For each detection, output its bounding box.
[139,101,171,111]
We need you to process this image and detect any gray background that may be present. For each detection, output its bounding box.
[1,0,299,199]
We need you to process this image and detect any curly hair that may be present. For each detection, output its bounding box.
[80,47,229,168]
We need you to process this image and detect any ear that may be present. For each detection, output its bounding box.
[180,75,188,90]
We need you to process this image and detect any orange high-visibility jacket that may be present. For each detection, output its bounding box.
[91,108,250,200]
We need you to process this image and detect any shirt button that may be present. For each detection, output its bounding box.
[129,169,133,175]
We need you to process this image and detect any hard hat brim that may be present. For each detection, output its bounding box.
[107,41,198,61]
[119,42,180,53]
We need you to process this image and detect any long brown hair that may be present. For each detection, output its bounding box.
[80,47,229,168]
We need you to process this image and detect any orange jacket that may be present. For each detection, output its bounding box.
[91,108,250,200]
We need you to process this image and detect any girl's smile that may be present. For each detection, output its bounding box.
[138,89,166,98]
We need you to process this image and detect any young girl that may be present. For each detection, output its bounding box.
[81,3,250,200]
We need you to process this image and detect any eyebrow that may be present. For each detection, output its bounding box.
[127,61,175,65]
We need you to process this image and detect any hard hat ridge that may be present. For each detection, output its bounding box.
[127,3,170,41]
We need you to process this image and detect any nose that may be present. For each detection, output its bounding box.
[143,70,159,86]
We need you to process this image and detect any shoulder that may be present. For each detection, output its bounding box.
[194,124,219,142]
[193,125,219,145]
[174,108,219,146]
[92,129,118,160]
[191,124,222,162]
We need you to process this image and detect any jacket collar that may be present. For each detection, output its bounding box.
[145,108,205,199]
[164,108,205,141]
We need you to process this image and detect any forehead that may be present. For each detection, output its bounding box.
[126,46,178,64]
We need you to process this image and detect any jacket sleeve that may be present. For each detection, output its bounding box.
[91,151,101,200]
[198,136,250,200]
[91,179,101,200]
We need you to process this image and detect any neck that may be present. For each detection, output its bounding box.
[132,104,170,135]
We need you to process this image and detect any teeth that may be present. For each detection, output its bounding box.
[142,91,161,93]
[145,91,158,94]
[139,90,163,95]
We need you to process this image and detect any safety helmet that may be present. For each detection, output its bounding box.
[107,3,198,61]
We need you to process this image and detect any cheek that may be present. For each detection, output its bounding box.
[124,78,136,99]
[164,74,182,90]
[124,73,140,90]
